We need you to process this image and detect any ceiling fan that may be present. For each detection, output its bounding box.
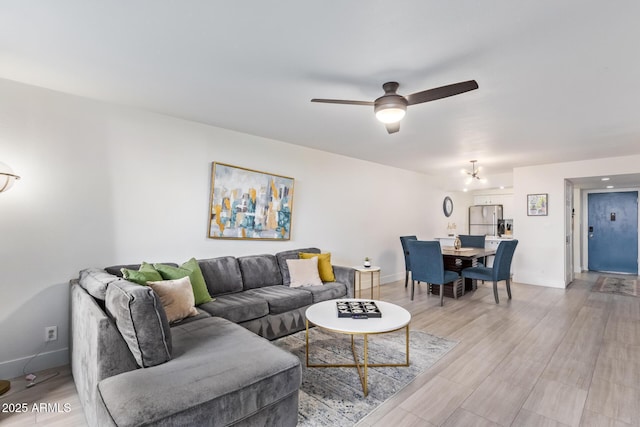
[311,80,478,134]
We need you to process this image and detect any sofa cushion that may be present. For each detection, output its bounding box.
[147,277,199,324]
[78,268,122,300]
[299,252,336,282]
[238,254,283,289]
[275,247,320,286]
[105,280,172,368]
[98,317,300,427]
[197,256,243,296]
[198,292,269,323]
[154,258,213,305]
[286,257,323,288]
[303,281,348,303]
[246,285,313,315]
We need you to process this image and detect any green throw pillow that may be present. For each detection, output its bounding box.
[122,262,163,286]
[154,258,213,305]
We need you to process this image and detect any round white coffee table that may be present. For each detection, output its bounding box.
[305,299,411,396]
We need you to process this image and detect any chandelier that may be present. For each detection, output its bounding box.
[462,160,486,184]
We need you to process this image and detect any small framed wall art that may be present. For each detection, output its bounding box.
[208,162,294,240]
[527,193,548,216]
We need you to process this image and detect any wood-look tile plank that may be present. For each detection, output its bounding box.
[584,378,640,425]
[441,408,501,427]
[603,318,640,345]
[488,354,546,390]
[522,378,588,426]
[460,376,531,426]
[579,409,632,427]
[512,409,572,427]
[399,375,474,426]
[540,355,595,390]
[592,352,640,390]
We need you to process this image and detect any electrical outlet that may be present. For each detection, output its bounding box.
[45,326,57,342]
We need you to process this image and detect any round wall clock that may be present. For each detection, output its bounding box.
[443,196,453,217]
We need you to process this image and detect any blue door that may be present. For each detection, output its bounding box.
[588,191,638,274]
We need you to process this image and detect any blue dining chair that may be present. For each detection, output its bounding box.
[400,235,418,288]
[462,240,518,304]
[407,240,461,306]
[458,234,486,266]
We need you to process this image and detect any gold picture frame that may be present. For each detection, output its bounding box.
[208,162,294,240]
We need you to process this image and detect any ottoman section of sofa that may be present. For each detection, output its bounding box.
[198,292,269,324]
[97,317,301,427]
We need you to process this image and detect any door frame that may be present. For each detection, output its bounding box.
[564,179,574,286]
[581,187,640,273]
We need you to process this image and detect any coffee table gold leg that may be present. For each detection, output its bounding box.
[305,319,309,367]
[363,334,368,396]
[405,325,410,365]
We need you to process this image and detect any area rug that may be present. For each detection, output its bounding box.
[273,328,457,426]
[593,275,639,297]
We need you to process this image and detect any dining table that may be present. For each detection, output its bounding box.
[433,246,497,297]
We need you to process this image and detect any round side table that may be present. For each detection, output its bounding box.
[353,266,381,300]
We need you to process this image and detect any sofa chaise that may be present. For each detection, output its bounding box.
[71,247,354,426]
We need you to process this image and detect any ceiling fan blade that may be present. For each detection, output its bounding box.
[405,80,478,106]
[385,122,400,134]
[310,98,374,106]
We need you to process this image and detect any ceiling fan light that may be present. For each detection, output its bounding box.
[0,162,20,193]
[375,107,406,124]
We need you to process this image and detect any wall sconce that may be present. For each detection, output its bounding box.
[0,161,20,193]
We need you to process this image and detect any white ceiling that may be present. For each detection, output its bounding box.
[2,1,640,190]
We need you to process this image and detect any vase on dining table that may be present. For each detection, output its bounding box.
[453,235,462,250]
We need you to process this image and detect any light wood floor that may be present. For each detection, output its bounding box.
[1,272,638,426]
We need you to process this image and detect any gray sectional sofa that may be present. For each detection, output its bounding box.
[71,247,354,427]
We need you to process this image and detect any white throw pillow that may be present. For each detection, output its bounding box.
[286,257,323,288]
[147,276,199,323]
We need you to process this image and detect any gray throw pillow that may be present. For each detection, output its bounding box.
[105,280,172,368]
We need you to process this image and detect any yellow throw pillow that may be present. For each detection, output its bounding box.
[299,252,335,282]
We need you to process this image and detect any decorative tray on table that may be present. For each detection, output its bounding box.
[336,301,382,319]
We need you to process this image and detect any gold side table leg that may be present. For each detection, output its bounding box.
[370,271,374,299]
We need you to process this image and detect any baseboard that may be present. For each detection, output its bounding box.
[0,347,69,380]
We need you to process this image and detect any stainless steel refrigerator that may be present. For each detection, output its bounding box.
[469,205,503,236]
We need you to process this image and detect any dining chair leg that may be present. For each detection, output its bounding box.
[411,280,415,301]
[506,278,512,299]
[439,284,444,306]
[405,271,409,288]
[493,281,500,304]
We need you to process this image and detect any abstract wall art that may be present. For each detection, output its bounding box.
[527,193,548,216]
[208,162,295,240]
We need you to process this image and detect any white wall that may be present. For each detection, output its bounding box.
[0,78,448,378]
[513,155,640,288]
